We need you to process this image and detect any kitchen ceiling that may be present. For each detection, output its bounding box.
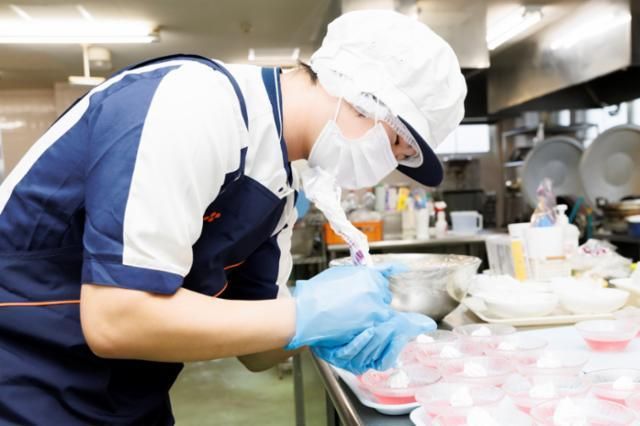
[0,0,576,90]
[0,0,339,89]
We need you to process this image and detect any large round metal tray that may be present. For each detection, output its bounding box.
[521,136,585,208]
[580,125,640,207]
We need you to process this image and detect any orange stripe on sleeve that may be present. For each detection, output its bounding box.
[0,300,80,308]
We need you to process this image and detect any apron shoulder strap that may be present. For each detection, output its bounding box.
[121,54,248,129]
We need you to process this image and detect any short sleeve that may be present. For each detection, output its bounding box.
[82,62,247,294]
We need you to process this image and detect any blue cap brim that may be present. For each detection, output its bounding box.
[396,118,444,187]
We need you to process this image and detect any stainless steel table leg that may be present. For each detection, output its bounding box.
[293,353,306,426]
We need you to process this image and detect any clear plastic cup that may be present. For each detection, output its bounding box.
[400,330,459,365]
[516,350,589,377]
[485,334,548,364]
[439,356,514,387]
[415,342,470,371]
[625,391,640,414]
[530,398,636,426]
[453,323,517,355]
[503,374,590,413]
[575,320,639,352]
[359,364,440,404]
[586,368,640,405]
[415,382,504,419]
[432,406,533,426]
[614,307,640,337]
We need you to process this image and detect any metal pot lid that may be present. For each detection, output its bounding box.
[521,136,585,208]
[580,125,640,208]
[599,198,640,212]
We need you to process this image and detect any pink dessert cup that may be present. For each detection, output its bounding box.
[625,391,640,414]
[400,331,459,365]
[575,320,639,352]
[503,374,590,414]
[359,364,440,405]
[586,369,640,405]
[485,334,548,364]
[439,356,514,387]
[530,398,636,426]
[614,307,640,337]
[516,350,589,377]
[453,323,517,355]
[415,342,470,371]
[415,382,504,419]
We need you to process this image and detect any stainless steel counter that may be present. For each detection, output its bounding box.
[327,231,500,253]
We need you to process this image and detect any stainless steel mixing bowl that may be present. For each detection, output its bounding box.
[329,253,481,321]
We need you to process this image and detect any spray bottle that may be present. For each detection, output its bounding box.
[434,201,448,238]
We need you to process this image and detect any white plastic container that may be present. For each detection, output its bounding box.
[416,208,430,240]
[450,211,483,234]
[524,226,569,281]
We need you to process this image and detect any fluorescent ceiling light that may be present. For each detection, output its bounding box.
[68,76,105,86]
[550,11,631,50]
[0,120,25,131]
[0,20,158,44]
[487,6,543,51]
[248,48,300,65]
[76,5,94,22]
[9,5,32,21]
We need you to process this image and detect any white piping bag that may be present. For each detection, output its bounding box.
[301,166,372,266]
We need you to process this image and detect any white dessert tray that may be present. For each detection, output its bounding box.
[462,296,614,327]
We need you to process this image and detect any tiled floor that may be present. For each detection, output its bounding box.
[170,352,326,425]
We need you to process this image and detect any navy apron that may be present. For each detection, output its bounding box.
[0,55,248,426]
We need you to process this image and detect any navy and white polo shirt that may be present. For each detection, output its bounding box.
[0,58,297,299]
[0,56,297,424]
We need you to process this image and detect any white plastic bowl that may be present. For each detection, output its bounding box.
[480,292,559,319]
[556,286,629,314]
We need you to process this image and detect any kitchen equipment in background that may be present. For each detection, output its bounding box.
[291,223,316,257]
[329,253,482,320]
[382,211,402,240]
[580,125,640,213]
[485,234,516,276]
[597,197,640,234]
[521,136,585,209]
[441,188,486,218]
[450,211,483,235]
[628,215,640,238]
[525,226,570,281]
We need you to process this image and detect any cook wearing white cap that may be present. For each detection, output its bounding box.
[306,9,467,188]
[0,9,465,424]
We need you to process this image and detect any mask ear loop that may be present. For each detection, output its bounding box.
[333,97,343,122]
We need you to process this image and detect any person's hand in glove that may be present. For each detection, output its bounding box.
[311,311,436,375]
[285,265,396,350]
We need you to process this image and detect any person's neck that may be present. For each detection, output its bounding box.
[280,70,314,161]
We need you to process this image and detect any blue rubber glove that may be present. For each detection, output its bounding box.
[312,311,437,375]
[286,266,395,350]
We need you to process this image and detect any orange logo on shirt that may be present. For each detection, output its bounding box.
[203,211,222,223]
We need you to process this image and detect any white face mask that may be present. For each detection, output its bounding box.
[308,99,398,190]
